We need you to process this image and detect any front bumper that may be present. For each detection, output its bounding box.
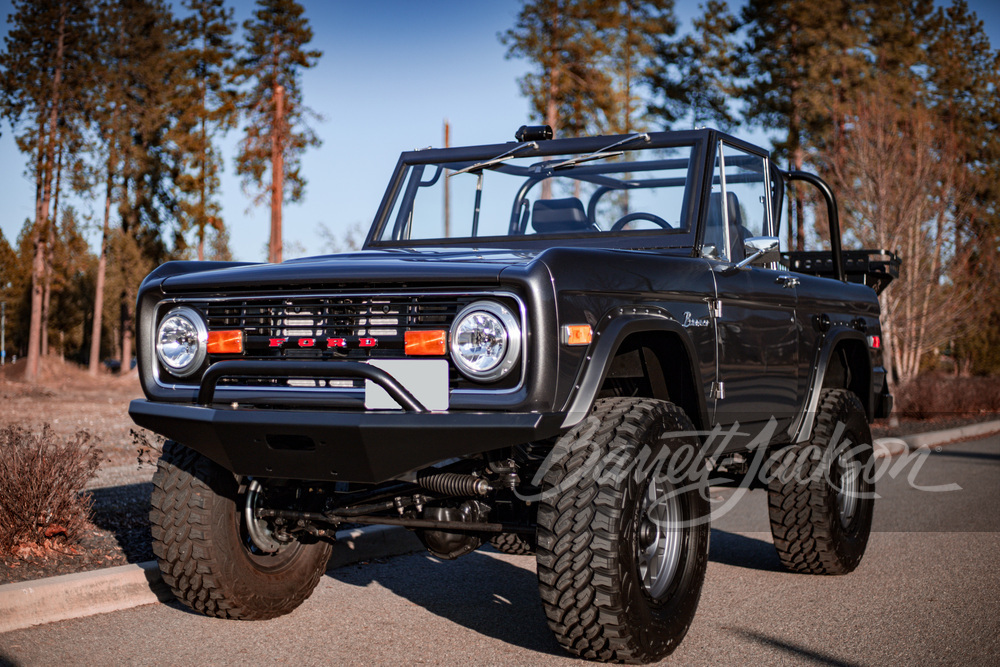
[129,399,566,484]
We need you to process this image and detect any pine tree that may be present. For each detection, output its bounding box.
[44,206,97,360]
[88,0,183,369]
[738,0,865,250]
[0,0,93,381]
[648,0,740,130]
[919,0,1000,374]
[236,0,322,264]
[0,230,18,366]
[175,0,239,262]
[500,0,616,138]
[595,0,677,135]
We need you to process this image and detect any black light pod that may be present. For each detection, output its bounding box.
[515,125,553,142]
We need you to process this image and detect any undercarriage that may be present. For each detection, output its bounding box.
[241,444,547,560]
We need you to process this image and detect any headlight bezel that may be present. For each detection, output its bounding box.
[449,300,521,383]
[155,306,208,378]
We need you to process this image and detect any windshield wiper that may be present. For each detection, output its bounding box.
[449,141,538,177]
[549,133,651,170]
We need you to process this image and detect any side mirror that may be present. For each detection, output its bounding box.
[734,236,780,270]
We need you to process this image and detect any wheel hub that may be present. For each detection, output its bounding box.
[836,452,861,529]
[244,479,286,553]
[636,477,684,599]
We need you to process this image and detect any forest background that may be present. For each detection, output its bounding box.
[1,0,999,398]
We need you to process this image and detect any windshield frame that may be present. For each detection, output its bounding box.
[364,129,715,252]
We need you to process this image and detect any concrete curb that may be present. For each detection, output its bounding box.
[0,525,423,634]
[873,419,1000,458]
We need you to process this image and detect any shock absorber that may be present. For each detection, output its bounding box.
[416,471,494,497]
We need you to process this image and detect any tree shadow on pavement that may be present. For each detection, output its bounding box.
[709,529,784,572]
[327,548,565,657]
[925,447,1000,464]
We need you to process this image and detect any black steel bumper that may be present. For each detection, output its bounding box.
[129,399,566,484]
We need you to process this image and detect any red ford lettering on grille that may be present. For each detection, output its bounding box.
[268,337,288,347]
[359,338,377,348]
[299,338,315,348]
[326,338,347,348]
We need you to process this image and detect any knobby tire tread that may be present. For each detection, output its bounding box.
[536,397,701,663]
[150,441,330,620]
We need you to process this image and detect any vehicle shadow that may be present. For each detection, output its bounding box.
[708,529,784,572]
[87,482,155,564]
[327,548,565,657]
[326,530,783,655]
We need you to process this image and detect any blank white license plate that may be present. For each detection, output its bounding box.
[365,359,449,411]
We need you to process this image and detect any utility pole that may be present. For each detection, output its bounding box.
[443,119,450,239]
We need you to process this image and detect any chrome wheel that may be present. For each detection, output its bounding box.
[637,476,684,599]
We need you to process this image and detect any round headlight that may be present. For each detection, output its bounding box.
[449,301,521,382]
[156,306,207,377]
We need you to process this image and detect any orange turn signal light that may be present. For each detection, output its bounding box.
[561,324,593,346]
[405,330,447,356]
[207,330,244,354]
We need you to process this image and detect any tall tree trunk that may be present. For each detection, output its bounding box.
[120,292,133,372]
[41,140,63,358]
[269,83,284,263]
[89,153,115,375]
[198,81,207,261]
[792,145,805,251]
[540,3,561,201]
[25,4,65,383]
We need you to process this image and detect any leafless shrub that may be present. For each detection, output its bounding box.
[132,428,164,470]
[824,85,979,391]
[896,375,1000,420]
[0,425,102,555]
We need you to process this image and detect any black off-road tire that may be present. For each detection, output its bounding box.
[767,388,875,575]
[536,397,710,663]
[489,531,536,555]
[149,440,333,620]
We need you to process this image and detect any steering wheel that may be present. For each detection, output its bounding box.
[610,211,673,231]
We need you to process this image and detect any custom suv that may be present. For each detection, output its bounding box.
[130,127,897,663]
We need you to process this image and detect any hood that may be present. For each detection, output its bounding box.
[159,247,543,293]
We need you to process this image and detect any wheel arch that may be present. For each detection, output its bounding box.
[560,314,708,431]
[791,327,874,443]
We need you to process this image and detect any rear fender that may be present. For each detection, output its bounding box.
[790,327,873,443]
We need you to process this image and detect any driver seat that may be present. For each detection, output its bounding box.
[531,198,592,234]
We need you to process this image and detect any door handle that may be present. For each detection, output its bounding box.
[776,274,800,288]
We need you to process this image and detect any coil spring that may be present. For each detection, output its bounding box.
[416,471,492,497]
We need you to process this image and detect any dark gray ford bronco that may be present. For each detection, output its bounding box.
[130,127,897,663]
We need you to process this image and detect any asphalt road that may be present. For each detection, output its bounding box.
[2,434,998,666]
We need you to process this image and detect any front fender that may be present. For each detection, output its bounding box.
[559,310,708,429]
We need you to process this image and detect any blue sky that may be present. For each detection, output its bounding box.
[1,0,998,262]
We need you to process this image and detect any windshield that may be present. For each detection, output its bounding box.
[373,140,699,246]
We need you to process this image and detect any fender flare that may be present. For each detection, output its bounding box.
[790,326,872,443]
[560,310,709,429]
